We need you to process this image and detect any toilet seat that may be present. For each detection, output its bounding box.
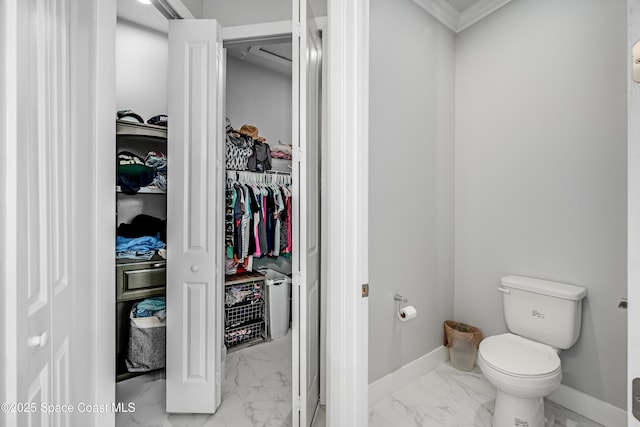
[479,333,561,378]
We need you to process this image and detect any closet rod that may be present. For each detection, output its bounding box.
[226,170,291,176]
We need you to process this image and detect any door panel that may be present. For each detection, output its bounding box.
[293,0,322,425]
[304,13,322,424]
[166,19,225,414]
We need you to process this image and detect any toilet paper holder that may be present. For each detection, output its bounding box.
[394,293,408,317]
[394,293,407,303]
[394,293,417,321]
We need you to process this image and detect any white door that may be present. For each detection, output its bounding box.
[2,0,74,426]
[292,0,322,425]
[629,1,640,425]
[165,19,225,413]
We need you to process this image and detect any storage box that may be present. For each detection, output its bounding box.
[271,158,291,173]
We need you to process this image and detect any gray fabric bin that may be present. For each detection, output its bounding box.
[125,303,166,372]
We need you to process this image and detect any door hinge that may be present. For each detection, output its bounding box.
[294,147,304,163]
[294,395,302,410]
[216,371,220,386]
[293,271,304,288]
[362,283,369,298]
[296,22,304,38]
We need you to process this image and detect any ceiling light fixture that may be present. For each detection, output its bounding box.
[137,0,152,5]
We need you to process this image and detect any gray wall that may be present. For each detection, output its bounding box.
[368,0,456,383]
[454,0,627,409]
[116,20,168,122]
[226,56,292,146]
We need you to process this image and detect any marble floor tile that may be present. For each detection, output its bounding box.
[368,362,602,427]
[116,331,293,427]
[369,364,495,427]
[117,347,600,427]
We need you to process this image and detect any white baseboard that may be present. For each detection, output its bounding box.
[368,346,449,406]
[547,384,627,427]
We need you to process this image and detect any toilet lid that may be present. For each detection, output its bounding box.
[480,333,560,377]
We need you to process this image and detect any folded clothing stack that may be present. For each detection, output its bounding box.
[270,143,292,160]
[118,214,167,243]
[117,151,154,195]
[116,234,165,261]
[134,297,166,321]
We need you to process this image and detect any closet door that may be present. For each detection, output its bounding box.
[4,1,75,425]
[165,19,225,413]
[293,0,322,425]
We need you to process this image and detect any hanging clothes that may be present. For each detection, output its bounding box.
[225,171,292,275]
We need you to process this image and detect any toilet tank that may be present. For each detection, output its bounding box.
[500,275,587,349]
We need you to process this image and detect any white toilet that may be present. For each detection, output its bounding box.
[478,275,587,427]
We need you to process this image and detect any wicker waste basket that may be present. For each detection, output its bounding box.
[443,320,483,372]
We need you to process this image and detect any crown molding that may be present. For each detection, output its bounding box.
[412,0,512,33]
[457,0,512,31]
[412,0,460,32]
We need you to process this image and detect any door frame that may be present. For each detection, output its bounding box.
[629,1,640,425]
[324,0,370,425]
[93,0,118,425]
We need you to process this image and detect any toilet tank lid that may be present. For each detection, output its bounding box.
[501,275,587,300]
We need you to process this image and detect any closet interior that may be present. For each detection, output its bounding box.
[115,120,168,381]
[113,7,301,420]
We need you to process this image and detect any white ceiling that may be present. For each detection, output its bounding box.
[116,0,512,41]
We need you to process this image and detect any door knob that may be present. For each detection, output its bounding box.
[28,332,49,348]
[191,265,199,273]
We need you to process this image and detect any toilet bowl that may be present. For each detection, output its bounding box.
[478,333,561,427]
[478,276,587,427]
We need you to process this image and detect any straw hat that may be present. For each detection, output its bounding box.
[238,124,259,139]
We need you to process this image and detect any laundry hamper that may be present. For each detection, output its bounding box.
[259,268,292,340]
[126,303,166,372]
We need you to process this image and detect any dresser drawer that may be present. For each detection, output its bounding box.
[116,260,166,301]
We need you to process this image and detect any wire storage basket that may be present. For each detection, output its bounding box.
[224,320,265,347]
[225,301,265,327]
[225,281,263,307]
[223,271,267,351]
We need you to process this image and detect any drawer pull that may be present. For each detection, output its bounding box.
[151,263,164,268]
[191,265,199,273]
